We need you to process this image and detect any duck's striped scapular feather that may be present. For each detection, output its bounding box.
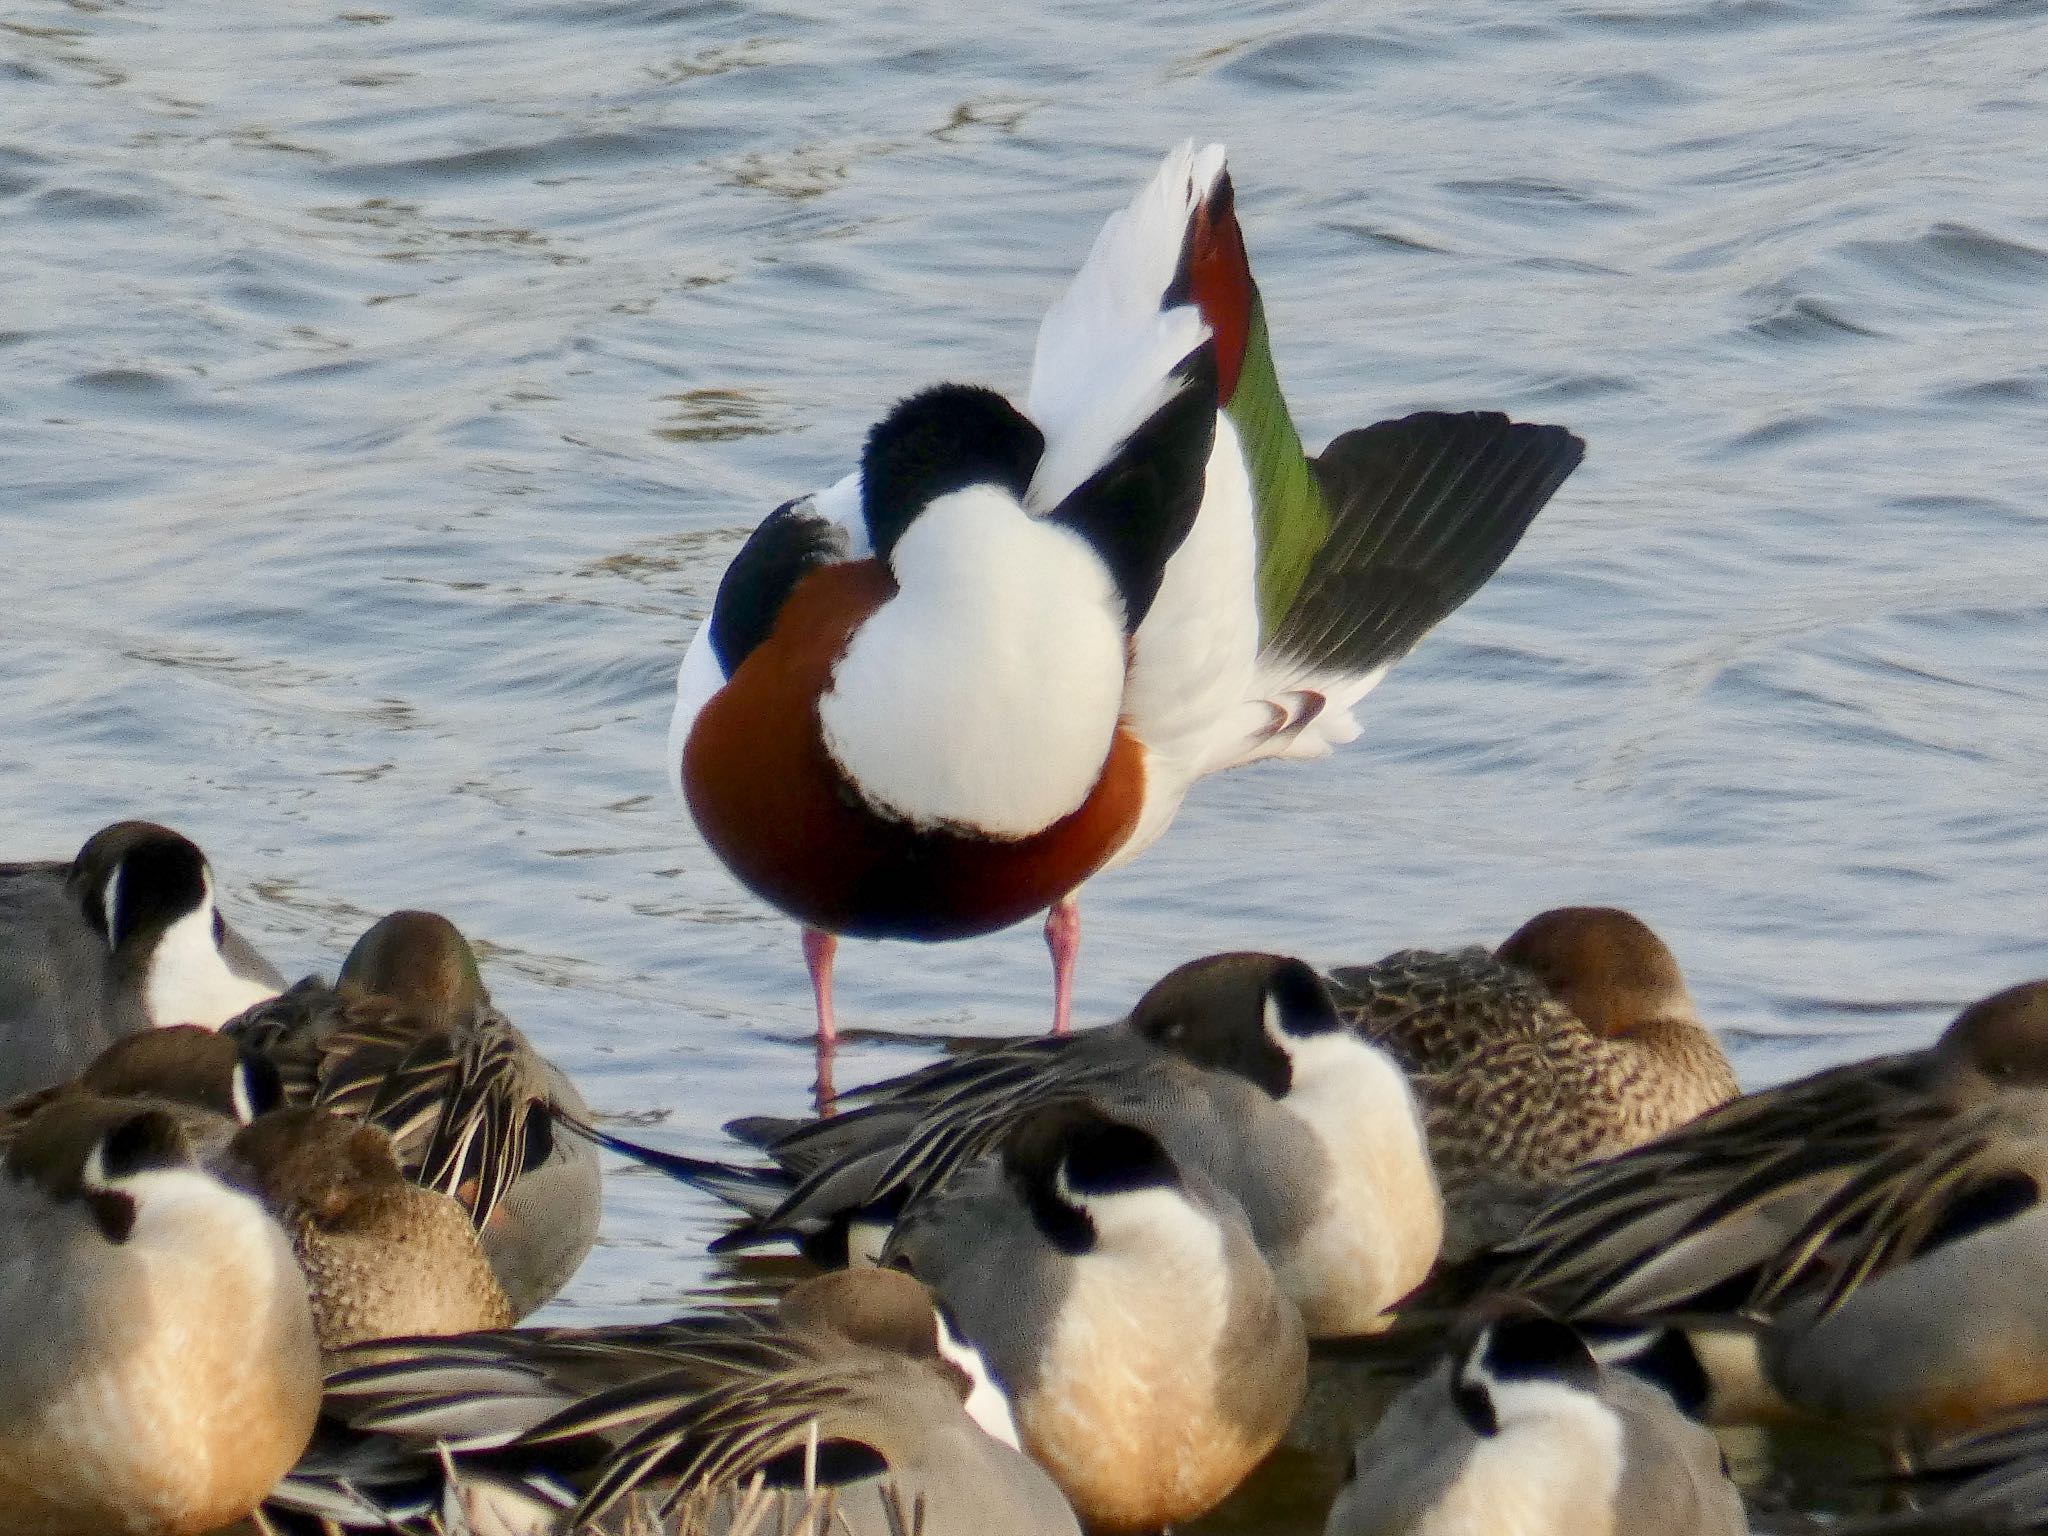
[1417,981,2048,1398]
[227,978,546,1233]
[256,1273,1069,1536]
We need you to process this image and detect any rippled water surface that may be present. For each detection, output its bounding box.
[5,0,2048,1379]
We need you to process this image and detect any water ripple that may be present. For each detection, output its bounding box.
[2,0,2047,1393]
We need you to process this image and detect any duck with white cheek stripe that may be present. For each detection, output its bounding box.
[583,951,1442,1338]
[1420,978,2048,1442]
[1327,1308,1746,1536]
[883,1100,1308,1534]
[0,820,284,1100]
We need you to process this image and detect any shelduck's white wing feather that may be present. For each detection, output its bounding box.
[1028,144,1267,862]
[1026,140,1226,513]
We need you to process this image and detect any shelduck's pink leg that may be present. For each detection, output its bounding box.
[803,927,840,1107]
[1045,896,1080,1036]
[803,927,839,1044]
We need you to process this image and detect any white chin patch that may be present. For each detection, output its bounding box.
[817,487,1127,839]
[846,1216,892,1269]
[937,1313,1020,1450]
[143,883,280,1029]
[230,1064,257,1124]
[451,1476,568,1536]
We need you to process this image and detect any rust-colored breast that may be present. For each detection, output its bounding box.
[683,560,1145,942]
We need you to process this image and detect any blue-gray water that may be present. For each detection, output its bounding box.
[4,0,2047,1350]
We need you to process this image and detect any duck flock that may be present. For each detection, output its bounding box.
[3,143,2043,1536]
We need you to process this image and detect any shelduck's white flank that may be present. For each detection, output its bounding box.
[1110,413,1262,865]
[138,872,280,1030]
[818,487,1128,837]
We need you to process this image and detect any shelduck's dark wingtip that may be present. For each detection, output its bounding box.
[1268,410,1586,678]
[707,498,851,677]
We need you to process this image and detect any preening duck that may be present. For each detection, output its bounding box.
[253,1268,1075,1536]
[0,820,283,1100]
[668,143,1584,1054]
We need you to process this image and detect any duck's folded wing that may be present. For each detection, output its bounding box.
[667,472,866,805]
[1433,1051,1944,1317]
[269,1001,543,1232]
[719,1051,1131,1254]
[1328,944,1555,1072]
[1753,1104,2040,1320]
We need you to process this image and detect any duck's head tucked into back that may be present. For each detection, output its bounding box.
[820,383,1129,840]
[226,1105,514,1351]
[335,908,490,1028]
[68,820,282,1033]
[1495,906,1698,1044]
[223,907,600,1321]
[1327,1306,1746,1536]
[0,1096,320,1536]
[1935,978,2048,1098]
[886,1100,1306,1534]
[778,1265,1021,1450]
[0,1024,282,1148]
[1131,952,1442,1333]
